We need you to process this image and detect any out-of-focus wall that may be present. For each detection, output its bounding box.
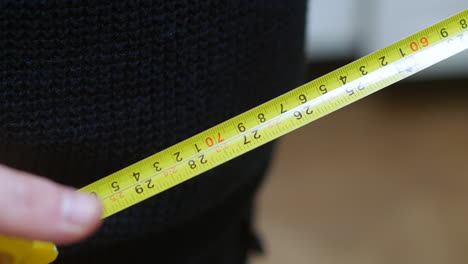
[306,0,468,79]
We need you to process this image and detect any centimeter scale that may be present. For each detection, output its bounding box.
[1,9,467,264]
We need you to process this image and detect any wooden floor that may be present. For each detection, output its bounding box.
[250,81,468,264]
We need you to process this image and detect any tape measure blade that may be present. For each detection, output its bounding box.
[79,10,468,219]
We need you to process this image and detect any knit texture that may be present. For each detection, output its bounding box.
[0,1,306,263]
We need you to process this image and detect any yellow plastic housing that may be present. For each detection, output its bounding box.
[0,235,57,264]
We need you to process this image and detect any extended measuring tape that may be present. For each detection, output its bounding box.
[1,9,468,264]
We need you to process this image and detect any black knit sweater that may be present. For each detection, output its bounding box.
[0,1,306,263]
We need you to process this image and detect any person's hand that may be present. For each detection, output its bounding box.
[0,165,102,245]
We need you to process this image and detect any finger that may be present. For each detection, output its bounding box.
[0,165,102,245]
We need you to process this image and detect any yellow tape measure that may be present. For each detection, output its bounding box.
[1,9,468,264]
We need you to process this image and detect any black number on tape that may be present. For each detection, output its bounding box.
[153,162,162,172]
[174,152,182,162]
[146,179,154,189]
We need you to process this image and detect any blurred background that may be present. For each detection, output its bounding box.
[252,1,468,264]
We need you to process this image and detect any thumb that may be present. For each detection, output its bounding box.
[0,165,102,245]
